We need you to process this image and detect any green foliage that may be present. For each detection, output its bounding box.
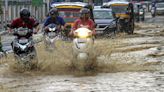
[32,0,43,7]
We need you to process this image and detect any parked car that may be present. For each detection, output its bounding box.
[151,2,164,17]
[156,3,164,15]
[94,6,101,9]
[93,8,117,36]
[133,3,145,22]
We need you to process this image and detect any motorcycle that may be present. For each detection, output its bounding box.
[12,27,38,68]
[43,23,61,51]
[151,7,156,17]
[72,27,96,71]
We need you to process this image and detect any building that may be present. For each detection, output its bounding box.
[0,0,49,26]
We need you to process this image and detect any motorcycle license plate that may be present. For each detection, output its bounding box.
[48,32,56,37]
[19,39,28,44]
[78,39,86,43]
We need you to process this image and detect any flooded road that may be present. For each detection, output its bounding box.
[1,72,164,92]
[0,15,164,91]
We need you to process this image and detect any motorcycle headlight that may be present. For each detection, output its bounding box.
[75,31,91,38]
[49,27,56,32]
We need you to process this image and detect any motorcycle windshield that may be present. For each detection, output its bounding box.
[18,38,29,44]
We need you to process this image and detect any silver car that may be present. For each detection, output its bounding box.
[93,8,117,35]
[156,3,164,15]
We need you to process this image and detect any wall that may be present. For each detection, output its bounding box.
[0,0,48,27]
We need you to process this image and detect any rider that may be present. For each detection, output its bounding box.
[151,0,157,14]
[69,8,96,36]
[43,8,65,32]
[8,8,39,33]
[7,8,39,52]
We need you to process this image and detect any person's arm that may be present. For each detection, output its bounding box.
[9,19,18,29]
[90,19,96,35]
[41,17,50,32]
[60,17,66,31]
[31,18,39,28]
[72,20,79,31]
[6,19,18,33]
[30,18,39,34]
[43,17,50,28]
[69,20,78,36]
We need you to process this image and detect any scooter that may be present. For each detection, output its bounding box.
[12,27,38,68]
[151,7,156,18]
[44,23,60,51]
[72,27,95,71]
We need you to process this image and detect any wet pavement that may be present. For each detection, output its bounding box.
[0,13,164,92]
[1,72,164,92]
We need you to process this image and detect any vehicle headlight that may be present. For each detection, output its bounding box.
[78,31,90,38]
[74,31,91,38]
[49,27,56,32]
[139,12,143,15]
[74,28,92,38]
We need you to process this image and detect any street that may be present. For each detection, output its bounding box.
[0,13,164,92]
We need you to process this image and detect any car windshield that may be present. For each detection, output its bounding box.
[93,10,113,19]
[111,5,128,14]
[156,3,164,8]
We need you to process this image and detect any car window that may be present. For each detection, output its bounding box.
[93,10,113,19]
[156,3,164,8]
[111,6,128,14]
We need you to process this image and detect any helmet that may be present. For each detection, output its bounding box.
[80,8,90,19]
[80,8,90,14]
[49,8,58,18]
[20,8,30,18]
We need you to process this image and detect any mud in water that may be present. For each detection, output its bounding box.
[0,26,164,91]
[1,15,164,91]
[0,22,163,76]
[0,36,161,77]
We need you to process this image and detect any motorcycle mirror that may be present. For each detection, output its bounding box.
[95,24,97,27]
[6,24,11,28]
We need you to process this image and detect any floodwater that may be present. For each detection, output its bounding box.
[0,22,164,91]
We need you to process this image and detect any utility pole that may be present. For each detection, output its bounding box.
[5,0,8,25]
[47,0,50,11]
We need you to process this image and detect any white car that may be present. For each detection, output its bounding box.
[156,3,164,15]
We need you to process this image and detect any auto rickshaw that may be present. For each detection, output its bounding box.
[50,2,94,37]
[102,1,135,34]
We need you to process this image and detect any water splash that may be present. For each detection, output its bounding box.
[0,38,161,76]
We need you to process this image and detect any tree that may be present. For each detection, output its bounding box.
[32,0,43,7]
